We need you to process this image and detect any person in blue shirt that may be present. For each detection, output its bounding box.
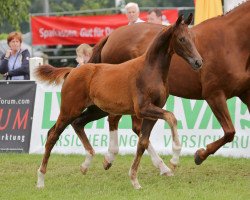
[0,31,30,80]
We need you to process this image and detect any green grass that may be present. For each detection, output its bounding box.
[0,154,249,200]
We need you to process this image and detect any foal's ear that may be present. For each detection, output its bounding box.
[176,14,184,26]
[184,13,193,25]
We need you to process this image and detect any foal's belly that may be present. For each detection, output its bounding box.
[93,97,134,115]
[89,63,139,115]
[89,77,135,115]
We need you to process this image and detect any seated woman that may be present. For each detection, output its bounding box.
[0,31,30,80]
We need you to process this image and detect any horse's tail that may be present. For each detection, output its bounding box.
[88,35,109,63]
[35,64,73,85]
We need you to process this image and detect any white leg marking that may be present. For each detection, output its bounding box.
[37,168,45,188]
[147,142,173,176]
[170,126,182,166]
[80,151,94,174]
[129,168,142,190]
[105,130,119,163]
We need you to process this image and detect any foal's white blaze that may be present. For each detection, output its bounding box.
[105,130,119,163]
[37,168,45,188]
[147,142,173,175]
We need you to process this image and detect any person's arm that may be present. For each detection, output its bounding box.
[0,54,9,74]
[8,49,30,77]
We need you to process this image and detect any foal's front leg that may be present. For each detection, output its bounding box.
[139,103,181,169]
[105,115,171,175]
[129,119,157,189]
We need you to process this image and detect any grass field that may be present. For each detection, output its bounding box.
[0,154,249,200]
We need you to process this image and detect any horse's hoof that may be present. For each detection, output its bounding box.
[162,170,174,177]
[37,184,44,189]
[103,159,112,170]
[194,148,206,165]
[37,169,45,188]
[169,161,178,171]
[36,181,44,189]
[133,183,142,190]
[80,166,88,175]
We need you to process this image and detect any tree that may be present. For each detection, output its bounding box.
[0,0,30,30]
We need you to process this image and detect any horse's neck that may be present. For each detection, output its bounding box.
[144,27,174,78]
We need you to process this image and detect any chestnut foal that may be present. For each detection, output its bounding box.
[36,14,202,189]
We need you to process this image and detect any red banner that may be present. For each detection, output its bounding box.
[31,10,178,46]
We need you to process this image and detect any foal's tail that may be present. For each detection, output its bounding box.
[34,64,73,85]
[88,35,109,63]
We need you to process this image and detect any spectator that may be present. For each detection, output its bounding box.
[0,31,30,80]
[125,2,144,25]
[147,8,163,24]
[147,8,170,25]
[75,43,93,67]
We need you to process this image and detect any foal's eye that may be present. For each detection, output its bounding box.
[179,37,185,42]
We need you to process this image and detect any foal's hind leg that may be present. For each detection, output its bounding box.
[72,119,95,175]
[37,115,72,188]
[103,115,121,170]
[72,105,109,173]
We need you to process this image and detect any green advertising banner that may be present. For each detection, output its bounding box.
[30,85,250,157]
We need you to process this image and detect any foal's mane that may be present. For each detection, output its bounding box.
[145,26,174,66]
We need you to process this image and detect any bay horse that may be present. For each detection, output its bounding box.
[83,1,250,168]
[36,14,202,189]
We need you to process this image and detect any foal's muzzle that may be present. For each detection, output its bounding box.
[189,57,203,70]
[195,59,203,68]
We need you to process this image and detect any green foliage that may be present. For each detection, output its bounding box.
[0,154,249,200]
[50,1,75,12]
[0,0,30,30]
[0,33,8,40]
[80,0,114,10]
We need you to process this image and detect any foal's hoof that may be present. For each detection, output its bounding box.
[103,159,112,170]
[194,148,206,165]
[133,183,142,190]
[80,166,88,175]
[162,170,174,177]
[169,161,178,171]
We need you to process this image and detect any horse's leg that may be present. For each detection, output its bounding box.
[71,105,109,173]
[239,90,250,113]
[71,119,95,175]
[132,104,181,181]
[37,114,72,188]
[140,104,181,169]
[131,115,173,175]
[131,115,142,134]
[195,93,236,165]
[129,119,156,189]
[103,115,122,170]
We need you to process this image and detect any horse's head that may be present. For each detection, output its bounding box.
[171,14,203,70]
